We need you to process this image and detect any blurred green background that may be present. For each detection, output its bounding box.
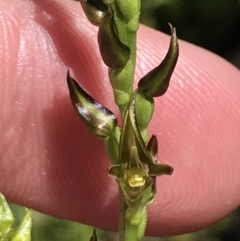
[140,0,240,68]
[9,203,240,241]
[6,0,240,240]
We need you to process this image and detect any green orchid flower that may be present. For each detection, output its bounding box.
[68,0,179,240]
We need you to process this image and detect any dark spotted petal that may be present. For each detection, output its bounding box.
[138,24,179,97]
[67,72,117,138]
[98,6,130,68]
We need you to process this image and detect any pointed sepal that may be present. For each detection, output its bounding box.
[89,229,97,241]
[134,90,154,141]
[67,72,117,138]
[148,163,173,176]
[138,24,179,97]
[98,6,130,68]
[79,0,106,26]
[108,163,125,178]
[147,135,173,176]
[147,135,158,160]
[127,92,174,176]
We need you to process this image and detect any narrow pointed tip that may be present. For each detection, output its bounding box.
[168,23,177,36]
[66,71,78,92]
[66,70,71,84]
[89,229,97,241]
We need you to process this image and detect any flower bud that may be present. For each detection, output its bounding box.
[98,6,130,68]
[80,0,105,26]
[116,0,141,21]
[138,24,179,97]
[67,72,117,138]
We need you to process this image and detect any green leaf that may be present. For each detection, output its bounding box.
[98,6,131,68]
[0,193,15,240]
[108,163,125,178]
[11,209,32,241]
[79,0,105,26]
[67,72,117,138]
[138,24,179,97]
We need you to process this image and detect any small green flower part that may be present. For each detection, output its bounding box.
[108,91,173,213]
[128,92,173,175]
[0,193,15,240]
[104,127,121,164]
[67,72,117,138]
[126,167,147,187]
[11,209,32,241]
[103,0,114,4]
[89,229,97,241]
[138,25,179,97]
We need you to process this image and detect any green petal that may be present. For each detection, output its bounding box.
[11,209,32,241]
[138,24,179,97]
[79,0,105,26]
[128,92,174,176]
[127,92,155,166]
[104,127,121,164]
[98,6,130,68]
[0,193,15,239]
[67,72,117,138]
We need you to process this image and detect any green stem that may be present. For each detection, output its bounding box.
[119,191,147,241]
[109,1,138,117]
[119,189,127,241]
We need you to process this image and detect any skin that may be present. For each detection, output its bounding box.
[0,0,240,236]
